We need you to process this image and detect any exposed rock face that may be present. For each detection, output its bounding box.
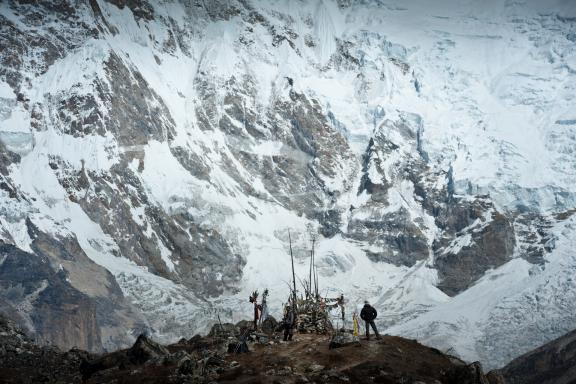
[434,199,516,296]
[347,115,432,267]
[101,52,175,146]
[103,0,155,21]
[50,154,243,296]
[0,313,32,356]
[501,328,576,384]
[513,212,556,265]
[0,218,145,352]
[0,141,20,199]
[0,314,88,383]
[0,241,101,351]
[347,114,517,294]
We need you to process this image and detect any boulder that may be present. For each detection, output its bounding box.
[260,316,278,334]
[486,371,506,384]
[126,334,169,365]
[235,319,254,332]
[306,363,325,373]
[227,338,249,354]
[329,332,360,349]
[209,322,238,338]
[446,361,490,384]
[178,357,196,375]
[254,333,269,343]
[167,351,196,376]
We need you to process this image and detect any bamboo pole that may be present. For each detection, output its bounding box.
[288,231,297,310]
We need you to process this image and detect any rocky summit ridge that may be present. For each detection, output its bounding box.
[0,313,505,384]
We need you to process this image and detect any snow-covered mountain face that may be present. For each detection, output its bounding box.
[0,0,575,369]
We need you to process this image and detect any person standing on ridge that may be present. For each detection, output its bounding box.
[337,294,345,325]
[360,300,381,340]
[249,290,260,330]
[282,304,296,341]
[259,289,269,326]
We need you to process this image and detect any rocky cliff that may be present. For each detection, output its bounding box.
[501,327,576,384]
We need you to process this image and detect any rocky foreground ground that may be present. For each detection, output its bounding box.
[0,315,509,384]
[0,318,504,384]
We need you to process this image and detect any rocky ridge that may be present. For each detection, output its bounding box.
[0,313,504,384]
[500,327,576,384]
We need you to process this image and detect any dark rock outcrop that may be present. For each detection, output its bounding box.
[0,218,144,353]
[347,116,431,267]
[445,360,502,384]
[434,203,516,296]
[500,328,576,384]
[0,313,88,383]
[0,241,102,352]
[126,334,170,364]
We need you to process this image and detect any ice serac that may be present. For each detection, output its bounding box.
[1,0,576,372]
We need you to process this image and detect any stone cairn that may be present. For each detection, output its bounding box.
[296,297,333,334]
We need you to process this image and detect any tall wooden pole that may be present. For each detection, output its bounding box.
[312,237,318,297]
[288,231,297,310]
[309,247,313,297]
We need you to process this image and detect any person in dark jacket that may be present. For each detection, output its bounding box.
[282,305,296,341]
[337,294,345,324]
[360,300,381,340]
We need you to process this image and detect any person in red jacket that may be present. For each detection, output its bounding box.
[360,300,381,340]
[249,291,261,330]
